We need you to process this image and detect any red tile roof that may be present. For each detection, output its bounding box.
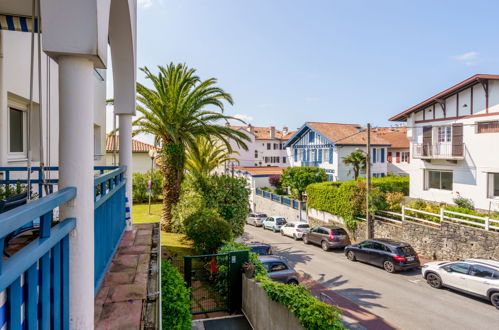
[106,136,159,153]
[307,122,390,146]
[389,74,499,121]
[231,126,296,140]
[372,127,409,149]
[234,166,287,176]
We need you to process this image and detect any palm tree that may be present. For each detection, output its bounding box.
[342,151,367,180]
[134,63,249,231]
[185,136,239,179]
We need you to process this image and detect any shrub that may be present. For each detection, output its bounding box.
[132,170,163,203]
[453,194,475,210]
[385,191,405,212]
[268,175,282,188]
[184,208,232,254]
[371,176,409,195]
[404,199,441,223]
[171,188,203,233]
[281,167,327,200]
[0,182,27,200]
[162,259,191,330]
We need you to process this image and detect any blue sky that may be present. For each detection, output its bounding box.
[127,0,499,131]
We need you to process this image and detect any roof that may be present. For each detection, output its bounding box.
[464,259,499,269]
[230,125,296,140]
[286,122,390,147]
[372,127,409,149]
[389,74,499,121]
[106,136,159,153]
[372,238,409,246]
[234,166,287,177]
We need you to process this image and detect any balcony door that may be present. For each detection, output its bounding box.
[435,125,452,156]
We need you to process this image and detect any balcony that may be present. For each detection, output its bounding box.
[301,161,321,167]
[413,143,465,160]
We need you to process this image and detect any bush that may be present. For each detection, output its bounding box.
[370,176,409,195]
[162,259,191,330]
[0,182,27,200]
[453,194,475,210]
[132,170,163,203]
[268,175,282,188]
[404,199,441,223]
[171,188,204,233]
[385,191,405,212]
[281,167,327,200]
[184,208,232,254]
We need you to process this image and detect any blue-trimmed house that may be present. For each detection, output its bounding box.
[284,122,391,181]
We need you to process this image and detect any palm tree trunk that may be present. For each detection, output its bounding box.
[160,142,185,232]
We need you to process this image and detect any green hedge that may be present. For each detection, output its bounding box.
[162,260,191,330]
[132,170,163,203]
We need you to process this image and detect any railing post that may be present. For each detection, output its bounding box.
[485,216,490,231]
[440,208,444,223]
[401,206,405,222]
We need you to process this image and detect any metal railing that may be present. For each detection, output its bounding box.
[302,161,321,167]
[413,143,465,160]
[0,187,77,329]
[255,188,305,210]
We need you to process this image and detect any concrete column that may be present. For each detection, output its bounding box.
[119,114,133,230]
[58,56,95,329]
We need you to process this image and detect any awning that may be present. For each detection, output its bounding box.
[0,14,39,32]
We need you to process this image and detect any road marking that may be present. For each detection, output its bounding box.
[409,279,421,284]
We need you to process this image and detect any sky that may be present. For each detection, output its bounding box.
[108,0,499,135]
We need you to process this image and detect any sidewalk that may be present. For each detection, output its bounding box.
[298,273,400,330]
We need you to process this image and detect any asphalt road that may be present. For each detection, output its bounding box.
[243,224,499,330]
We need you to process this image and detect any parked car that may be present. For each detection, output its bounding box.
[258,255,299,285]
[280,222,310,240]
[245,242,273,255]
[345,239,420,273]
[246,213,268,226]
[422,258,499,308]
[303,225,350,251]
[262,216,287,232]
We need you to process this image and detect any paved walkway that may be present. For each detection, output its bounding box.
[95,223,157,330]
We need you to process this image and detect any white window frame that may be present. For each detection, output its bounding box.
[436,125,452,143]
[424,170,453,191]
[488,173,499,198]
[401,151,409,163]
[8,100,28,160]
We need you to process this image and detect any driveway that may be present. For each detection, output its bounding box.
[243,225,499,330]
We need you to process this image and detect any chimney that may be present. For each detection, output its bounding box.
[282,126,288,135]
[270,126,276,139]
[248,123,254,134]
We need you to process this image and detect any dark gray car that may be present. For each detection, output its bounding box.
[303,226,351,251]
[258,255,299,285]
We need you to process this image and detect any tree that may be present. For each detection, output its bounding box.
[185,136,238,179]
[268,175,282,188]
[342,151,367,180]
[133,63,249,231]
[184,208,232,254]
[281,167,327,200]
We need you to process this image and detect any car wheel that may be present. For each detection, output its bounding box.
[490,292,499,309]
[426,273,442,289]
[303,236,309,244]
[273,227,277,233]
[287,279,299,285]
[321,241,329,251]
[346,250,356,261]
[293,234,298,241]
[383,260,396,273]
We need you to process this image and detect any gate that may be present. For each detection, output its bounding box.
[184,250,248,315]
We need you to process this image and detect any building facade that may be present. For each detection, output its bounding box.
[227,125,295,168]
[390,74,499,211]
[373,127,410,176]
[284,122,390,181]
[106,136,159,174]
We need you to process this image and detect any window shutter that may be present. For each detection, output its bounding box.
[329,148,333,164]
[372,148,377,163]
[423,126,432,156]
[407,152,410,163]
[294,149,298,162]
[452,123,463,156]
[381,148,385,163]
[318,149,323,162]
[388,151,392,163]
[396,152,400,163]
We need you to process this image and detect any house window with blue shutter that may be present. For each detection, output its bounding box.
[380,148,385,163]
[294,148,298,162]
[329,148,333,164]
[318,149,323,162]
[306,149,310,162]
[372,148,377,163]
[309,131,315,143]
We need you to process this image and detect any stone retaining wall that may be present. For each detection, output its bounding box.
[253,193,303,222]
[308,208,499,261]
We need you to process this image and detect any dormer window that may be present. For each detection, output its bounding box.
[309,131,315,143]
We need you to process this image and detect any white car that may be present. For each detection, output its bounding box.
[280,222,310,240]
[422,258,499,308]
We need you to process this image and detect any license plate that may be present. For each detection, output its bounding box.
[407,257,415,262]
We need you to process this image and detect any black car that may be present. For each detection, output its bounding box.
[345,238,420,273]
[245,242,273,255]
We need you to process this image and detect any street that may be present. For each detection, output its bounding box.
[243,225,499,330]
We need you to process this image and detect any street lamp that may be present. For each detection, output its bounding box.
[148,149,158,215]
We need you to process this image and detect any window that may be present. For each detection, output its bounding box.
[329,148,333,164]
[318,149,323,162]
[437,126,452,143]
[294,149,298,162]
[282,157,286,163]
[372,148,377,163]
[371,242,385,251]
[269,262,288,272]
[279,143,283,150]
[401,152,409,163]
[359,241,373,249]
[388,151,392,163]
[254,150,258,158]
[477,121,499,133]
[9,107,27,155]
[274,143,278,150]
[267,143,271,150]
[380,148,385,163]
[446,263,470,274]
[469,265,495,279]
[426,170,453,190]
[488,173,499,198]
[309,131,315,142]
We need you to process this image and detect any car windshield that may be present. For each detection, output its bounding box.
[251,246,271,255]
[396,245,416,256]
[276,218,286,224]
[298,224,309,229]
[256,214,267,218]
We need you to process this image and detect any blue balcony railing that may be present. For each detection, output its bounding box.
[255,188,305,210]
[0,187,77,330]
[302,161,320,167]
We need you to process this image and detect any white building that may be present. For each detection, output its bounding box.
[227,125,295,167]
[284,122,391,181]
[373,127,410,176]
[106,136,159,174]
[390,74,499,211]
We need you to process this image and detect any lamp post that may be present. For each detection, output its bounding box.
[148,149,158,215]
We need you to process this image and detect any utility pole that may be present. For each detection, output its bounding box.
[366,123,373,239]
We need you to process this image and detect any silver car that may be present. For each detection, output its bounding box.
[246,213,267,226]
[258,255,299,285]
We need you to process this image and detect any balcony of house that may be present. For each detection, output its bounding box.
[413,143,465,160]
[0,166,158,329]
[300,161,321,167]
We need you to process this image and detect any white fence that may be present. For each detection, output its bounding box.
[372,206,499,231]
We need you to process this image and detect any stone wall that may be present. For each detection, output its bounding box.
[253,194,303,222]
[242,275,304,330]
[308,208,499,261]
